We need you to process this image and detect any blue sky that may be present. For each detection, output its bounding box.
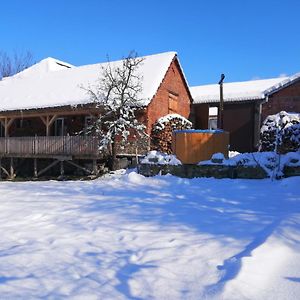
[1,0,300,85]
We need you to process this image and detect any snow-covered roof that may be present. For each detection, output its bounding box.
[0,52,177,112]
[264,72,300,96]
[190,77,290,104]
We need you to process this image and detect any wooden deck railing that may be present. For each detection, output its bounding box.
[0,136,100,157]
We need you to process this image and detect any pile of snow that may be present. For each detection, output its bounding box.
[211,152,226,163]
[0,173,299,298]
[199,151,300,177]
[141,150,182,165]
[153,113,192,132]
[260,111,300,153]
[229,151,240,158]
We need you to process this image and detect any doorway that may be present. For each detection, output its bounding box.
[54,118,65,136]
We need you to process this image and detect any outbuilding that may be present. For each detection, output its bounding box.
[191,74,300,152]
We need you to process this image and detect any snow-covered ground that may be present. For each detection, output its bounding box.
[0,171,299,299]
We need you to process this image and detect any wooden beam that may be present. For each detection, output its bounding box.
[39,116,47,126]
[5,118,15,137]
[1,166,9,178]
[46,116,50,136]
[37,160,60,177]
[48,115,58,127]
[33,158,38,178]
[92,159,98,175]
[65,160,93,175]
[0,106,100,120]
[5,120,8,137]
[7,118,15,129]
[60,161,64,177]
[10,157,14,179]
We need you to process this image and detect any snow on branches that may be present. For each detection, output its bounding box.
[259,111,300,153]
[83,51,147,169]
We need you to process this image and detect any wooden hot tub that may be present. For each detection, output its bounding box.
[172,129,229,164]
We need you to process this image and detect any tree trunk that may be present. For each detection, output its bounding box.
[111,140,118,171]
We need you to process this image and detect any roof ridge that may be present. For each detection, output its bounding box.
[191,76,290,88]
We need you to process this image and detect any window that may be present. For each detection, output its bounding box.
[168,92,178,113]
[208,117,218,130]
[208,107,218,130]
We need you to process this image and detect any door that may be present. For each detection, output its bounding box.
[54,118,65,136]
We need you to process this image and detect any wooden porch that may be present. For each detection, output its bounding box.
[0,106,148,179]
[0,136,101,158]
[0,135,149,179]
[0,136,104,179]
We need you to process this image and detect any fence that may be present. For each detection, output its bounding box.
[0,136,100,157]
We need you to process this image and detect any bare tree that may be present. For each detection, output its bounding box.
[0,50,34,79]
[84,51,147,170]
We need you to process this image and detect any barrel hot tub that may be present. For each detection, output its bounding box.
[172,129,229,164]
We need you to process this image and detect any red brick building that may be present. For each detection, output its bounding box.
[191,74,300,152]
[262,74,300,121]
[0,52,193,177]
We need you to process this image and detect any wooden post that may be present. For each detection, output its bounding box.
[37,160,60,177]
[5,118,8,138]
[4,118,15,137]
[10,157,14,179]
[218,74,225,130]
[92,159,98,175]
[135,147,139,173]
[40,115,57,136]
[48,115,57,136]
[46,116,50,136]
[34,158,38,178]
[60,160,64,177]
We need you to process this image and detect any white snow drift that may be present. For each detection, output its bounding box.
[0,172,299,299]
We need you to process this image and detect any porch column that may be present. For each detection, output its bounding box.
[0,118,15,137]
[33,158,38,178]
[40,115,58,136]
[10,157,14,179]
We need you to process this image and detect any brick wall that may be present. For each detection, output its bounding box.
[262,80,300,121]
[145,58,192,134]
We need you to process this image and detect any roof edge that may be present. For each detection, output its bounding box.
[264,72,300,96]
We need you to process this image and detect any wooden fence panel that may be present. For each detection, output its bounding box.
[0,136,100,157]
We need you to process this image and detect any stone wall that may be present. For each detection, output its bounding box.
[139,163,268,179]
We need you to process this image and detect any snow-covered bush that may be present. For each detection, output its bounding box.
[141,150,182,165]
[151,114,192,154]
[199,151,300,178]
[259,111,300,153]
